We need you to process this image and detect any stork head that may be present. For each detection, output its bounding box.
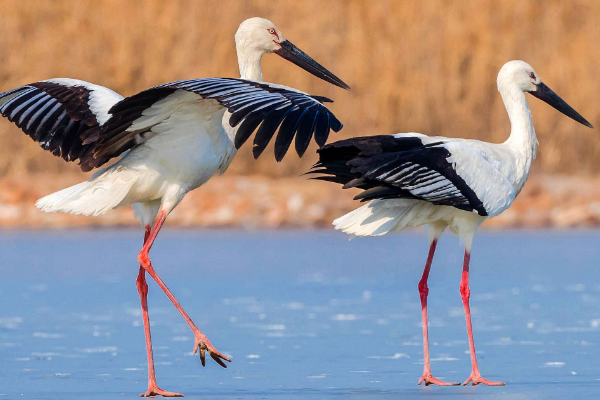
[498,60,592,128]
[235,17,350,90]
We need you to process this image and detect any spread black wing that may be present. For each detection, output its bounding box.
[309,135,487,216]
[101,78,343,166]
[0,78,342,171]
[0,79,123,167]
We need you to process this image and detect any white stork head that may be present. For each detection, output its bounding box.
[235,17,350,90]
[236,18,287,54]
[498,60,541,92]
[498,60,592,128]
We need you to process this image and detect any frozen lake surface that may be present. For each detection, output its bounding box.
[1,229,600,399]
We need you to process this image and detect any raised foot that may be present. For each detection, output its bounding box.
[462,373,505,386]
[418,374,460,386]
[192,331,231,368]
[140,387,184,397]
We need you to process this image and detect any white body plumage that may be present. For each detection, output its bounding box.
[329,60,582,251]
[311,59,591,389]
[25,17,348,228]
[35,87,238,226]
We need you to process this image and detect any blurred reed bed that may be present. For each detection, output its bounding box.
[0,0,598,181]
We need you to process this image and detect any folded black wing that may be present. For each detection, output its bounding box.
[310,135,487,216]
[103,78,343,164]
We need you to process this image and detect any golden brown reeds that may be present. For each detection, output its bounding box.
[0,0,598,181]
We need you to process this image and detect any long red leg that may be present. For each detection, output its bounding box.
[137,226,183,397]
[460,249,505,386]
[417,240,459,386]
[138,211,231,368]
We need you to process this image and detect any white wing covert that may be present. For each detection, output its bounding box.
[443,141,515,217]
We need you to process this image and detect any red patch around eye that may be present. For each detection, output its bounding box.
[267,28,279,40]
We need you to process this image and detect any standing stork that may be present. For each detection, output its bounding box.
[310,60,592,386]
[0,17,349,397]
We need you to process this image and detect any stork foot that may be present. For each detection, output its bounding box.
[140,387,183,397]
[418,374,460,386]
[192,330,231,368]
[462,373,505,386]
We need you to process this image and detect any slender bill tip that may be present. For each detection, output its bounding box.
[274,40,351,90]
[529,82,593,128]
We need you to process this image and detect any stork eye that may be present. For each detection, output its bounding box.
[268,28,276,34]
[528,71,536,80]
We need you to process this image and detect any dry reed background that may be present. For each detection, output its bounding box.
[0,0,598,228]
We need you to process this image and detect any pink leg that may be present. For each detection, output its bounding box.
[137,226,183,397]
[417,240,459,386]
[138,211,231,368]
[460,250,505,386]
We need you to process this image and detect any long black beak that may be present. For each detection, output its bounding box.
[528,82,593,128]
[274,40,350,90]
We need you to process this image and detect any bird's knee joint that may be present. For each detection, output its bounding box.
[418,281,429,297]
[459,284,470,299]
[138,251,151,269]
